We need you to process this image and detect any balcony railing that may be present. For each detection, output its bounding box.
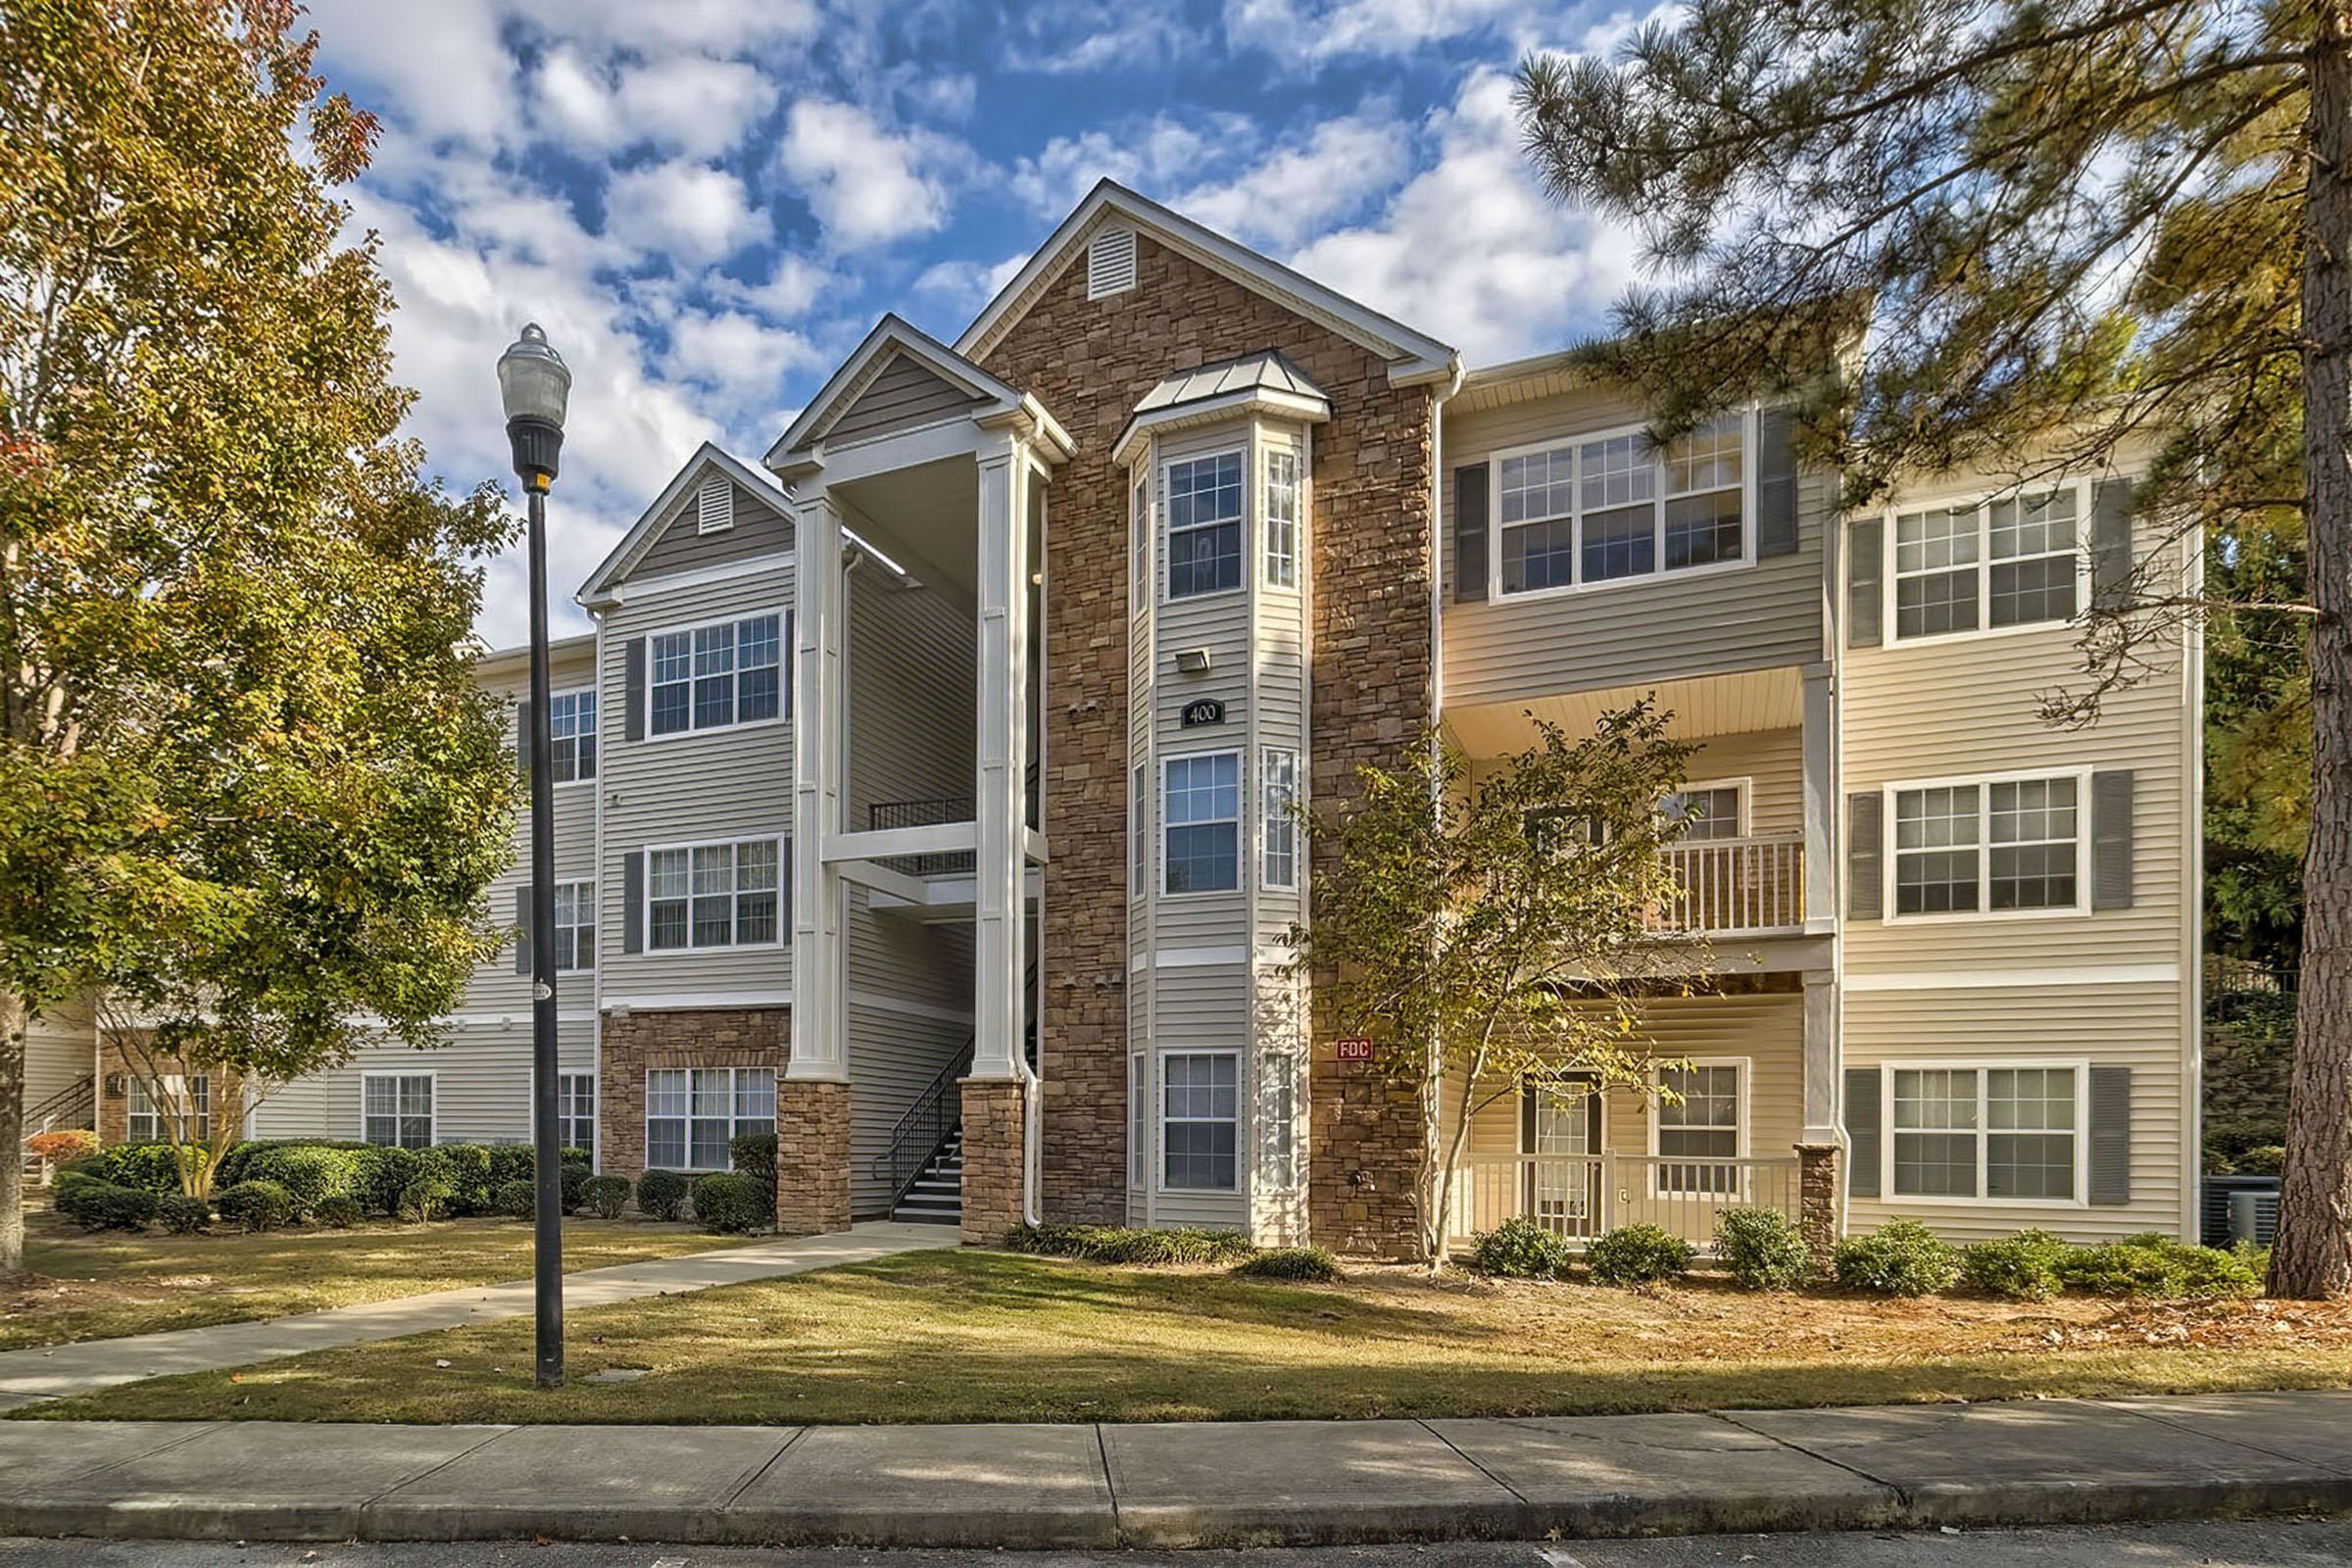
[1445,1152,1802,1250]
[1652,835,1805,937]
[868,797,977,878]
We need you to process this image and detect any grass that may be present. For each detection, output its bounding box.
[1,1208,764,1351]
[24,1248,2352,1426]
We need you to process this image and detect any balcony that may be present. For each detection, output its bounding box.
[1653,835,1805,938]
[1445,1152,1803,1250]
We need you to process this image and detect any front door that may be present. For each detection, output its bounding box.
[1521,1077,1602,1235]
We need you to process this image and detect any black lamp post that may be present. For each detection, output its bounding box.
[497,321,570,1391]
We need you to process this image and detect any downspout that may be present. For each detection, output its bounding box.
[1023,473,1046,1226]
[1425,361,1463,1256]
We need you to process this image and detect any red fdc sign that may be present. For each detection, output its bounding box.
[1335,1037,1375,1061]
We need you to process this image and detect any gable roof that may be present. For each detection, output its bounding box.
[576,441,790,603]
[956,180,1459,387]
[765,314,1024,468]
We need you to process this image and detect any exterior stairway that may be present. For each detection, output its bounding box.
[891,1124,963,1225]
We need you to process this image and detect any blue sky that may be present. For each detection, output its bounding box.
[303,0,1653,644]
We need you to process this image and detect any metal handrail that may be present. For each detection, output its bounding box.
[24,1075,93,1137]
[878,959,1039,1208]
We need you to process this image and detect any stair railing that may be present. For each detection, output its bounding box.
[20,1075,96,1183]
[879,959,1039,1210]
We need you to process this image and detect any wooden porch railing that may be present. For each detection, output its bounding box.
[1444,1152,1802,1251]
[1652,835,1805,936]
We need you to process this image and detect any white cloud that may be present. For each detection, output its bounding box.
[912,251,1032,317]
[507,0,821,55]
[1008,115,1253,220]
[604,162,767,263]
[1004,2,1197,74]
[1176,111,1412,250]
[535,53,782,160]
[776,100,957,250]
[664,309,824,402]
[1221,0,1541,62]
[717,253,834,319]
[304,0,515,145]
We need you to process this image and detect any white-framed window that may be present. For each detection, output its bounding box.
[1257,1049,1298,1191]
[1888,769,2086,919]
[1888,1061,2084,1203]
[1889,482,2083,641]
[1653,1060,1745,1196]
[552,880,596,971]
[1662,778,1747,842]
[648,838,783,951]
[1264,445,1299,588]
[646,1066,776,1172]
[1494,413,1750,598]
[550,689,597,783]
[126,1074,209,1143]
[1261,747,1298,890]
[649,612,785,737]
[1130,762,1149,898]
[1163,752,1241,894]
[1162,1051,1239,1190]
[363,1072,435,1149]
[1164,450,1244,600]
[557,1072,596,1155]
[696,474,733,535]
[1131,473,1151,616]
[1128,1052,1148,1189]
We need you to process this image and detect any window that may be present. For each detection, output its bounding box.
[1165,452,1243,599]
[550,690,597,782]
[1130,762,1149,898]
[126,1075,209,1143]
[557,1072,596,1155]
[1497,415,1748,596]
[1663,782,1744,841]
[649,613,783,736]
[1128,1053,1148,1188]
[1162,1052,1238,1190]
[1891,773,2082,917]
[648,838,783,950]
[1655,1063,1742,1195]
[1264,446,1299,588]
[646,1066,775,1172]
[1163,753,1240,894]
[552,880,596,971]
[1262,747,1298,890]
[363,1073,434,1149]
[1131,475,1150,615]
[696,474,733,534]
[1891,1064,2081,1201]
[1892,485,2081,640]
[1258,1050,1298,1191]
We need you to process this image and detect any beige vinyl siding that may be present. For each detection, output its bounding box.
[1252,422,1310,934]
[826,353,986,446]
[24,998,95,1124]
[469,643,599,1020]
[249,1017,597,1148]
[1441,387,1830,708]
[1147,965,1250,1230]
[631,477,794,582]
[1682,728,1803,837]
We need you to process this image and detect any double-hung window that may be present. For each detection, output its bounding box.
[1890,773,2082,917]
[363,1072,434,1149]
[1891,1064,2081,1201]
[1128,1054,1148,1188]
[1892,485,2081,640]
[556,1072,596,1155]
[549,690,597,782]
[1264,446,1299,588]
[1131,475,1150,615]
[1261,747,1298,890]
[1654,1062,1742,1195]
[1162,1052,1239,1190]
[126,1075,208,1143]
[648,838,782,950]
[1257,1050,1298,1191]
[1662,782,1744,841]
[552,880,596,971]
[1163,753,1240,894]
[1130,763,1149,898]
[649,613,783,736]
[1497,415,1748,596]
[645,1066,775,1172]
[1165,452,1243,599]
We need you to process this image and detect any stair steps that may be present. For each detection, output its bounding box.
[891,1127,963,1225]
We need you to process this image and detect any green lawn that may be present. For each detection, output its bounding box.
[2,1209,763,1351]
[26,1249,2352,1426]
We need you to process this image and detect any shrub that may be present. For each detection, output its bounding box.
[2057,1234,2264,1298]
[360,1146,423,1215]
[1835,1219,1959,1296]
[157,1194,211,1234]
[398,1176,455,1223]
[1231,1247,1344,1283]
[2235,1145,2286,1178]
[213,1141,419,1216]
[1467,1216,1576,1280]
[495,1179,535,1219]
[421,1145,494,1215]
[486,1143,534,1191]
[1004,1222,1253,1265]
[583,1174,631,1220]
[1713,1207,1812,1291]
[729,1132,778,1196]
[1587,1223,1695,1287]
[560,1160,589,1215]
[216,1180,294,1233]
[89,1142,184,1195]
[237,1144,358,1213]
[61,1180,158,1231]
[636,1168,689,1222]
[27,1128,98,1166]
[314,1194,363,1229]
[1959,1230,2071,1300]
[691,1172,770,1234]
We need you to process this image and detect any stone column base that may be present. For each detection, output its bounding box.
[959,1077,1027,1246]
[775,1079,852,1236]
[1794,1142,1842,1278]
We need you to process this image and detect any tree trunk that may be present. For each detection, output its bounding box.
[2274,8,2352,1299]
[0,991,24,1275]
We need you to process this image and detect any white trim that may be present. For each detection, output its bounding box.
[1880,1058,2090,1209]
[1160,749,1244,898]
[766,313,1025,466]
[1647,1055,1752,1199]
[696,473,734,535]
[641,607,791,742]
[592,552,794,608]
[1844,962,2180,991]
[577,442,794,602]
[642,834,788,954]
[1154,944,1250,968]
[1160,445,1249,606]
[644,1062,778,1175]
[1665,776,1750,839]
[1087,223,1138,298]
[602,989,791,1012]
[1881,764,2094,923]
[551,876,597,974]
[359,1068,438,1149]
[1112,387,1330,468]
[1158,1047,1243,1193]
[547,686,599,790]
[1879,476,2093,649]
[1260,744,1299,891]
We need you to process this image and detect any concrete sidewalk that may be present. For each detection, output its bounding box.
[0,1222,951,1413]
[1,1389,2349,1547]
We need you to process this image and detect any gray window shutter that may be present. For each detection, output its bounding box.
[2089,1065,2132,1204]
[2092,479,2134,610]
[623,638,648,742]
[1847,517,1883,647]
[1844,1068,1881,1198]
[2091,769,2135,910]
[783,610,796,722]
[1756,409,1799,558]
[513,885,531,975]
[1847,792,1884,921]
[514,701,528,779]
[780,836,795,933]
[1453,463,1489,603]
[621,852,644,956]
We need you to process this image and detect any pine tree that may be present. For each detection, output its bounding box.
[1512,0,2347,1293]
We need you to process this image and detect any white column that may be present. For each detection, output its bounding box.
[972,441,1032,1081]
[1800,660,1837,933]
[790,491,849,1082]
[1802,967,1840,1144]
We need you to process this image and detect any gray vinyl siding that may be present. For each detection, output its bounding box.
[24,999,94,1122]
[1148,964,1250,1230]
[847,999,968,1216]
[249,1017,597,1148]
[1440,387,1830,708]
[631,477,795,583]
[470,643,599,1020]
[827,353,987,446]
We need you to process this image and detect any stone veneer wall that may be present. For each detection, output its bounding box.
[774,1079,852,1234]
[977,230,1436,1252]
[95,1039,239,1149]
[598,1006,790,1183]
[959,1078,1027,1244]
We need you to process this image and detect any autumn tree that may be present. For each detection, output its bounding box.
[1514,0,2346,1294]
[0,0,517,1258]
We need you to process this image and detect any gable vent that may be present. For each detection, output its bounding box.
[696,475,733,535]
[1087,224,1137,300]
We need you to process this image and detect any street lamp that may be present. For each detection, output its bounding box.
[497,321,570,1391]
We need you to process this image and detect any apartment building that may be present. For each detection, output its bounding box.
[26,179,2200,1257]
